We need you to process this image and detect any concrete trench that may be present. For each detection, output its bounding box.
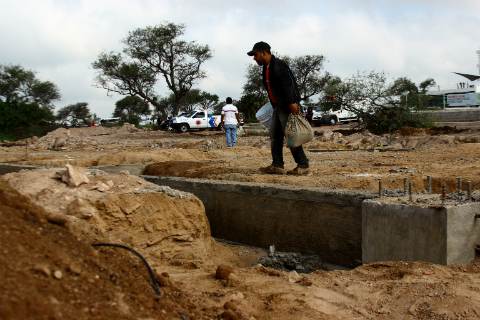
[2,162,480,267]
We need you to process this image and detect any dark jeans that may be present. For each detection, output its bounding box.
[269,107,309,168]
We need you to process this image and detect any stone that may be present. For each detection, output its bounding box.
[226,273,240,287]
[66,198,95,219]
[216,264,234,280]
[53,270,63,279]
[224,301,237,311]
[33,264,51,277]
[120,170,130,175]
[220,310,240,320]
[61,164,90,187]
[288,270,302,283]
[68,263,82,275]
[229,292,244,300]
[95,181,110,192]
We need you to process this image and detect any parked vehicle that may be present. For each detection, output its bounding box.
[98,117,121,125]
[170,109,222,133]
[139,119,154,125]
[320,102,368,126]
[170,109,244,133]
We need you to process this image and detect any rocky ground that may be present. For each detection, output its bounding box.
[2,123,480,319]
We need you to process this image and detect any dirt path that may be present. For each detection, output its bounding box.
[2,124,480,319]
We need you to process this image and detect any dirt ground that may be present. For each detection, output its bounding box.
[2,124,480,319]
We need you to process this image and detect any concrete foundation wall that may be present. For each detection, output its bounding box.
[143,175,375,267]
[363,200,480,265]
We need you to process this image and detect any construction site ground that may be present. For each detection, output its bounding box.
[2,123,480,319]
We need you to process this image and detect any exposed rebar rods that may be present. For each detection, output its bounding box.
[404,178,408,197]
[427,176,431,195]
[468,181,472,201]
[409,183,413,201]
[457,177,462,195]
[442,185,446,205]
[377,179,382,198]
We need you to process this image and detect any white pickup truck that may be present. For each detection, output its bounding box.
[170,109,222,132]
[319,102,368,126]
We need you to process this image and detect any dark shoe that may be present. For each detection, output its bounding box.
[259,165,284,174]
[286,167,310,175]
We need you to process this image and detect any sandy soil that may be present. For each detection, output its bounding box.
[2,124,480,319]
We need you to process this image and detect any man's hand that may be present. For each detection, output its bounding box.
[289,103,299,115]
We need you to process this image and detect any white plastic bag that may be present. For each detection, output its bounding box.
[285,113,314,148]
[236,125,244,136]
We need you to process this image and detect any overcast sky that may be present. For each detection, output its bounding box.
[1,0,479,118]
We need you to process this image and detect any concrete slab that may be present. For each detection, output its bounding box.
[362,200,480,265]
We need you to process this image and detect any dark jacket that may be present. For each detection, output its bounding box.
[262,55,300,112]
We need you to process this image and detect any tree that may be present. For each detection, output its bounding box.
[319,71,437,133]
[236,93,268,120]
[290,55,330,104]
[0,64,60,137]
[56,102,91,123]
[92,22,213,119]
[197,91,219,111]
[113,96,151,124]
[0,64,61,108]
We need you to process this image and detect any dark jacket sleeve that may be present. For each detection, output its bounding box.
[273,61,298,105]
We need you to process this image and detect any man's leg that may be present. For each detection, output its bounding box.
[225,125,232,147]
[232,125,237,146]
[276,107,309,169]
[270,107,286,168]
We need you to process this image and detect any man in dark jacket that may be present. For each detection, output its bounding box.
[247,41,309,175]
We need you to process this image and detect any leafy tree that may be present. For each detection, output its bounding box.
[0,100,55,134]
[197,91,219,111]
[320,71,436,133]
[92,22,213,119]
[0,64,60,137]
[290,55,330,104]
[56,102,91,123]
[113,96,151,124]
[236,93,268,121]
[0,64,61,108]
[419,78,436,93]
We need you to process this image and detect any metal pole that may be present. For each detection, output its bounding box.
[442,185,446,205]
[409,183,413,201]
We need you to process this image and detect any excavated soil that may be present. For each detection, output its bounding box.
[3,124,480,319]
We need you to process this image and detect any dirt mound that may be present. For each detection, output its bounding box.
[3,168,214,263]
[0,177,206,320]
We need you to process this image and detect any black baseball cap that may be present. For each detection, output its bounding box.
[247,41,271,56]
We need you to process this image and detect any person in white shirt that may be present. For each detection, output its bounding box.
[220,97,241,147]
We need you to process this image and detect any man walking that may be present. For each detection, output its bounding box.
[247,41,309,175]
[220,97,241,147]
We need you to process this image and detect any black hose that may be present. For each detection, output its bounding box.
[91,243,161,297]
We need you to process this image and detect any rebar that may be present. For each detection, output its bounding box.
[409,182,413,201]
[467,181,472,201]
[427,176,431,195]
[404,178,408,197]
[442,185,446,205]
[457,177,462,195]
[378,179,383,198]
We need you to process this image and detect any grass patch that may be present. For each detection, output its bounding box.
[244,130,270,136]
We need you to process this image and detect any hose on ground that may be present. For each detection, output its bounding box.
[91,243,161,297]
